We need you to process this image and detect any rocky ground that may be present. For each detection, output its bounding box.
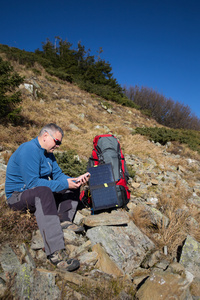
[0,146,200,299]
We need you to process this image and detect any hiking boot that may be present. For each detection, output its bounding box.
[61,221,85,233]
[48,249,80,272]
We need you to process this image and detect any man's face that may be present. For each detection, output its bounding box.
[45,130,62,153]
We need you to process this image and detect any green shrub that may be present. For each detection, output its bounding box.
[101,101,113,109]
[46,67,73,83]
[32,68,41,75]
[127,165,136,179]
[36,91,46,99]
[45,75,58,82]
[140,109,152,118]
[0,57,24,123]
[134,127,200,153]
[55,150,88,177]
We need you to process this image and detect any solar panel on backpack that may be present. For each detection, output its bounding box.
[87,163,120,211]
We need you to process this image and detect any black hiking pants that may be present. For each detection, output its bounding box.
[7,186,80,256]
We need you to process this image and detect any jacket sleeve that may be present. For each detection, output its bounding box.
[18,143,69,192]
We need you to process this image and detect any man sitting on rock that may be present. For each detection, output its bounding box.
[5,123,90,272]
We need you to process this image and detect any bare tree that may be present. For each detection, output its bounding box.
[123,85,200,131]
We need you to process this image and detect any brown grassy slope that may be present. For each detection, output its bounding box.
[0,59,162,156]
[1,59,200,164]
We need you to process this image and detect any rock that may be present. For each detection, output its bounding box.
[151,179,158,185]
[127,202,137,211]
[15,264,60,299]
[142,205,169,227]
[177,165,185,172]
[19,243,36,268]
[63,228,85,244]
[134,204,169,228]
[117,290,132,300]
[92,243,124,277]
[31,230,44,250]
[86,221,155,274]
[189,277,200,298]
[78,113,85,120]
[132,274,149,288]
[135,175,142,183]
[132,182,141,189]
[136,269,193,300]
[179,235,200,278]
[167,262,186,276]
[146,197,158,206]
[0,244,21,273]
[107,108,113,114]
[78,251,98,266]
[0,277,6,298]
[69,123,80,131]
[36,249,46,260]
[0,163,7,171]
[83,210,129,227]
[154,260,170,271]
[73,210,86,225]
[141,250,162,268]
[0,245,60,299]
[69,240,91,258]
[79,208,92,217]
[57,268,98,287]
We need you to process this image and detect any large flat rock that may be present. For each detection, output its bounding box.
[86,221,155,274]
[83,210,130,227]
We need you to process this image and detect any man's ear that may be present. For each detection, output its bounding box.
[43,131,48,142]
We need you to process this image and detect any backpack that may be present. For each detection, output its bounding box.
[80,134,130,209]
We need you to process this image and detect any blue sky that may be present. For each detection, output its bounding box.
[1,0,200,118]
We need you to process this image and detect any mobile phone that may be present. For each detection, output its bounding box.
[75,173,90,183]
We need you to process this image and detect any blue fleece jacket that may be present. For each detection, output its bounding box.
[5,137,70,199]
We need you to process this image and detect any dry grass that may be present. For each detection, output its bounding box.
[131,205,153,229]
[156,210,189,258]
[157,180,191,216]
[0,195,38,245]
[130,180,196,259]
[1,151,12,165]
[131,203,190,259]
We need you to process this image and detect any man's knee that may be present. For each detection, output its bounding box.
[20,186,56,215]
[33,186,57,215]
[33,186,53,198]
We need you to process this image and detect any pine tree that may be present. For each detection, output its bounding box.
[0,57,24,122]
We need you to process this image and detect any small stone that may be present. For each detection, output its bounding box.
[151,179,158,185]
[132,182,141,189]
[177,165,185,172]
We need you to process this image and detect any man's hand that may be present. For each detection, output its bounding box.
[75,172,90,184]
[67,172,90,189]
[76,172,90,184]
[67,178,82,189]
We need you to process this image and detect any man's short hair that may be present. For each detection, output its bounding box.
[39,123,64,138]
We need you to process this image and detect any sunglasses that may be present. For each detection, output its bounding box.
[46,131,62,146]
